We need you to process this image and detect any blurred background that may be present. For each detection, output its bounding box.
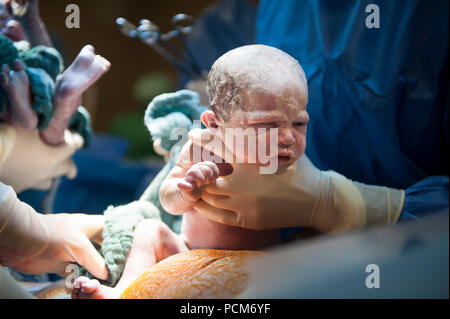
[40,0,257,159]
[43,0,212,159]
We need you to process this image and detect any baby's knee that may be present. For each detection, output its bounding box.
[134,219,172,242]
[134,219,167,236]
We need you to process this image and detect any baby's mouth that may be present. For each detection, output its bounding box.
[277,152,293,164]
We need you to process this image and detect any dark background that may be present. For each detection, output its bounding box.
[40,0,212,134]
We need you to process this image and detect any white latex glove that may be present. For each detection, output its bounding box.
[0,183,108,279]
[0,266,34,298]
[0,123,83,193]
[189,129,405,234]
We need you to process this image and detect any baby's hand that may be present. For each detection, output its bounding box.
[177,161,220,202]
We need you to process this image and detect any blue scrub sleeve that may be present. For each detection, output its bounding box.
[398,176,449,222]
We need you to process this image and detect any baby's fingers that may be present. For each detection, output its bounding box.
[177,180,200,202]
[185,169,206,187]
[192,163,220,185]
[199,162,220,182]
[177,180,194,191]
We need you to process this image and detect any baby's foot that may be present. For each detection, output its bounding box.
[0,60,38,129]
[40,45,111,145]
[72,276,119,299]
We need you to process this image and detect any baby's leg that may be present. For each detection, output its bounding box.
[39,45,110,146]
[72,219,188,299]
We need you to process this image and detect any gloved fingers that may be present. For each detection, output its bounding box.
[200,191,235,211]
[46,156,77,182]
[67,213,105,245]
[26,157,75,190]
[193,199,239,227]
[12,258,68,276]
[68,232,109,281]
[203,183,234,196]
[64,158,78,180]
[60,131,84,158]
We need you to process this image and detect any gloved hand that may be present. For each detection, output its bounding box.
[0,182,108,279]
[0,123,83,193]
[190,129,405,234]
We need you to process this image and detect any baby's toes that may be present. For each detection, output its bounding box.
[94,55,111,71]
[71,276,90,299]
[73,277,103,299]
[12,59,25,72]
[81,278,101,294]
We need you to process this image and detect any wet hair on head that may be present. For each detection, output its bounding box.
[207,45,307,120]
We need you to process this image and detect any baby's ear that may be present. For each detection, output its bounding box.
[200,110,220,129]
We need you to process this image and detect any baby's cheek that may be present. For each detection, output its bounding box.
[296,134,307,158]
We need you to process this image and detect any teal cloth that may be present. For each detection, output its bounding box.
[0,36,92,147]
[80,90,207,286]
[144,89,207,151]
[69,106,92,148]
[142,89,207,230]
[98,200,162,285]
[24,67,54,130]
[19,45,64,82]
[0,35,19,114]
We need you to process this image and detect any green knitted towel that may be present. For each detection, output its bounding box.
[100,200,161,285]
[0,35,19,114]
[19,45,64,82]
[69,106,92,148]
[24,67,54,130]
[144,89,207,151]
[80,90,206,286]
[0,37,92,146]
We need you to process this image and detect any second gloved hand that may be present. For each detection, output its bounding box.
[194,154,405,234]
[0,182,108,279]
[0,123,83,193]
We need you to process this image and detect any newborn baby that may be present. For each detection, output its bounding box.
[73,44,310,299]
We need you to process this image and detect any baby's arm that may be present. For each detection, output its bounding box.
[160,140,220,215]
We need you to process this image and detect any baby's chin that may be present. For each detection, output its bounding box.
[251,154,301,173]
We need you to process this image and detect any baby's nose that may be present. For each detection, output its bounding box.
[277,127,296,145]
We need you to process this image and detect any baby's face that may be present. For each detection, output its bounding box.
[217,78,309,170]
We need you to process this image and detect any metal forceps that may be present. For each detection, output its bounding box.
[116,14,203,78]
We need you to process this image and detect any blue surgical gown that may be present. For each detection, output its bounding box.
[257,0,449,223]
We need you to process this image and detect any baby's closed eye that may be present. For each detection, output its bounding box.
[293,121,306,127]
[250,122,277,128]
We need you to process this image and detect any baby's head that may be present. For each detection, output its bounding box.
[201,45,309,170]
